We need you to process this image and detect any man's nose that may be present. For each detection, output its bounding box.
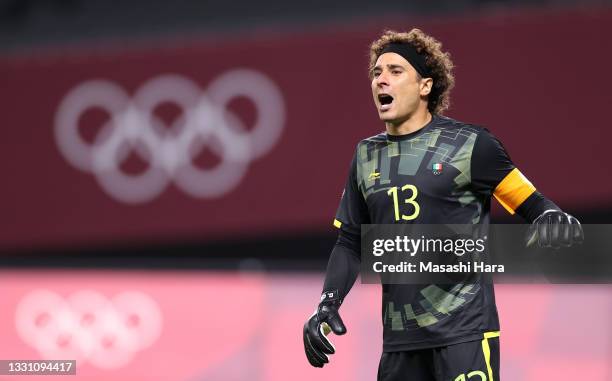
[376,72,389,87]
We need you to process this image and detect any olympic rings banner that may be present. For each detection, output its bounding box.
[54,71,285,204]
[0,271,610,380]
[1,8,611,251]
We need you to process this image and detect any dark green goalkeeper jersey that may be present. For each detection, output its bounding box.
[334,114,537,352]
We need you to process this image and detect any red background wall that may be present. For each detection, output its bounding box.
[1,8,610,251]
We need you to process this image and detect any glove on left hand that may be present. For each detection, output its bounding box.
[525,210,584,248]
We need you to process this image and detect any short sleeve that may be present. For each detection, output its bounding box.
[471,129,536,214]
[333,150,370,235]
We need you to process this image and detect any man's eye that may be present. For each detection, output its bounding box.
[373,72,381,78]
[392,70,402,75]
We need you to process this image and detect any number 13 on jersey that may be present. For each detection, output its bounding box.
[387,184,420,221]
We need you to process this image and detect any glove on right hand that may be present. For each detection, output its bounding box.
[303,291,347,368]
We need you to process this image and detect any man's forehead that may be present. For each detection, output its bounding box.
[375,52,412,68]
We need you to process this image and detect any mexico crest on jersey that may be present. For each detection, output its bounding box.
[432,163,443,175]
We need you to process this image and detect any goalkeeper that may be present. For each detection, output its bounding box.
[303,29,583,381]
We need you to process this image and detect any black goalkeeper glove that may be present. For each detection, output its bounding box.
[303,290,347,368]
[526,210,584,249]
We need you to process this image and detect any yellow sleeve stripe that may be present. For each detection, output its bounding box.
[493,168,536,215]
[333,219,342,229]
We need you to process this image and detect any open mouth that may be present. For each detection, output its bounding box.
[378,94,394,110]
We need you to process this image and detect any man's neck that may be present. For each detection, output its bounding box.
[386,108,432,136]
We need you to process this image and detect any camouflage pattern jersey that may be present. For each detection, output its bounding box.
[333,114,535,351]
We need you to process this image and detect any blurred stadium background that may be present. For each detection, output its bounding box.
[0,0,611,380]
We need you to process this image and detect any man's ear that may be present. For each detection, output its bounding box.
[420,78,433,96]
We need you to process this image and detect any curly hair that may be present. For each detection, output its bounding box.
[369,29,455,115]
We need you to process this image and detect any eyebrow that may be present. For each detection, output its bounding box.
[371,64,406,74]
